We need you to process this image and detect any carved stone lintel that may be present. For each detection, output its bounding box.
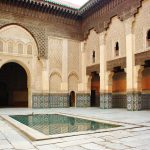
[86,64,100,75]
[107,57,126,71]
[135,50,150,66]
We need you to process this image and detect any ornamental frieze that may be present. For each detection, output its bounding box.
[82,0,143,39]
[107,57,126,71]
[86,64,100,75]
[135,50,150,66]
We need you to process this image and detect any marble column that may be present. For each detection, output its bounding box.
[99,31,112,109]
[74,42,91,107]
[78,41,86,91]
[125,17,141,111]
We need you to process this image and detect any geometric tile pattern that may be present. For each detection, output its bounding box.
[96,94,100,107]
[127,92,142,111]
[112,94,127,108]
[76,94,90,107]
[32,93,69,108]
[141,94,150,110]
[100,93,112,109]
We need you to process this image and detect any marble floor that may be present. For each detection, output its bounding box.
[0,108,150,150]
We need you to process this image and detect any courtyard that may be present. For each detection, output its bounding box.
[0,0,150,149]
[0,108,150,150]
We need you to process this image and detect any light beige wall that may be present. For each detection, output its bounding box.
[48,37,63,74]
[49,72,62,93]
[106,17,126,61]
[48,37,81,93]
[68,73,79,92]
[85,30,100,66]
[0,24,42,107]
[134,0,150,53]
[0,25,37,56]
[68,40,80,92]
[68,40,80,76]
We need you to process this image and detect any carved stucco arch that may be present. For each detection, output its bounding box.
[50,71,62,79]
[68,72,79,92]
[49,71,62,93]
[0,22,47,58]
[68,71,79,80]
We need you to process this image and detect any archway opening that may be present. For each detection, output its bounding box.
[91,72,100,107]
[112,67,126,108]
[70,91,75,107]
[141,60,150,109]
[0,62,28,107]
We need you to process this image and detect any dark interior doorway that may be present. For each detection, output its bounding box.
[70,91,75,107]
[91,72,100,107]
[91,90,96,107]
[0,62,28,107]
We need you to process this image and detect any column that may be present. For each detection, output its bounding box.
[77,42,91,107]
[125,17,141,111]
[61,38,68,92]
[99,31,112,109]
[78,41,87,91]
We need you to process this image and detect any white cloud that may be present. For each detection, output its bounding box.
[64,0,89,6]
[70,0,89,6]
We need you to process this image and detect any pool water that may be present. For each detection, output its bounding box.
[10,114,119,135]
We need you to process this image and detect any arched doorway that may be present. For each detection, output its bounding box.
[112,67,126,108]
[91,72,100,107]
[0,62,28,107]
[70,91,75,107]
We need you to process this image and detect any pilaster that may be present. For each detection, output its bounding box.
[78,41,87,92]
[61,39,68,92]
[41,58,49,93]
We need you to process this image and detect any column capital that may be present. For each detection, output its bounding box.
[99,31,106,45]
[124,17,135,35]
[134,65,144,71]
[81,41,86,53]
[39,58,48,70]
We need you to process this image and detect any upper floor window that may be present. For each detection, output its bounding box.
[115,42,119,57]
[146,30,150,48]
[18,43,23,54]
[27,45,32,55]
[92,50,95,63]
[8,41,13,53]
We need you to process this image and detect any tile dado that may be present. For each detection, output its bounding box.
[100,93,112,109]
[127,92,142,111]
[76,93,91,107]
[112,94,127,108]
[32,93,69,108]
[141,94,150,110]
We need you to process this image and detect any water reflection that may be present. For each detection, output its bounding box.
[11,114,118,135]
